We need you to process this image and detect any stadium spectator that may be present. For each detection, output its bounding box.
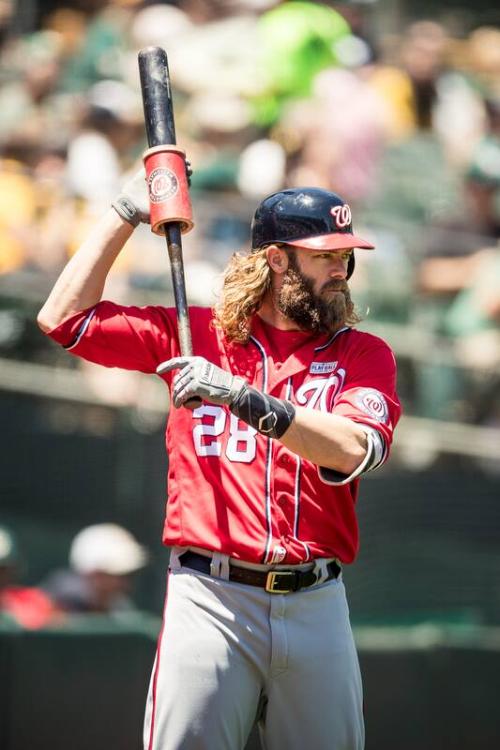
[418,107,500,302]
[281,66,388,201]
[0,525,57,629]
[66,79,143,211]
[42,523,148,615]
[0,30,64,145]
[254,0,352,126]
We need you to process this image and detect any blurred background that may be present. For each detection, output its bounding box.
[1,0,500,748]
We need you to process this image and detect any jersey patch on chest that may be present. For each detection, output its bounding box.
[309,361,338,375]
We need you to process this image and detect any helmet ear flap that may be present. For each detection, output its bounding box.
[346,252,355,280]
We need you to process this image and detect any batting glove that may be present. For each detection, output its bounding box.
[112,161,193,228]
[112,168,150,227]
[157,355,296,438]
[157,356,246,408]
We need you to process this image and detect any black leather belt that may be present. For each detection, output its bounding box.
[178,551,341,594]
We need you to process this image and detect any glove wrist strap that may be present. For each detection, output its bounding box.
[230,384,296,439]
[111,195,141,227]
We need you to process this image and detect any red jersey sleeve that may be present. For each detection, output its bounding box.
[331,335,401,447]
[45,300,180,373]
[319,332,401,486]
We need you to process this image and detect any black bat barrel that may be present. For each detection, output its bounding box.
[138,46,176,147]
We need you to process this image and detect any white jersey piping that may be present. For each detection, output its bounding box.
[64,307,97,350]
[285,377,310,561]
[314,326,350,353]
[249,334,274,564]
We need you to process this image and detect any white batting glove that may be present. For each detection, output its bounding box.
[157,356,246,408]
[112,168,150,227]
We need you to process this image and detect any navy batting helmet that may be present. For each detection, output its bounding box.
[251,187,374,279]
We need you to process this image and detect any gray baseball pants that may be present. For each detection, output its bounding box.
[144,549,364,750]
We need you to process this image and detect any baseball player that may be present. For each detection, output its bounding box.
[38,173,401,750]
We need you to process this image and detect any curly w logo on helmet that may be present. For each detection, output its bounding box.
[331,204,352,228]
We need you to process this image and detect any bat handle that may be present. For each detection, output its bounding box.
[165,223,201,410]
[166,223,192,355]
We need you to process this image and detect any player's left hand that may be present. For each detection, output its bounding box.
[157,356,246,408]
[112,168,150,226]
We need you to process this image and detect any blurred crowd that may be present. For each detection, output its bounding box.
[0,0,499,424]
[0,522,149,628]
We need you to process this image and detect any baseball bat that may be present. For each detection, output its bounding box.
[138,46,200,408]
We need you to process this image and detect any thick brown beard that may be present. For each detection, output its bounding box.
[276,251,354,334]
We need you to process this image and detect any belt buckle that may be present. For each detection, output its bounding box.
[265,570,297,594]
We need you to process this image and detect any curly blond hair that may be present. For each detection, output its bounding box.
[213,248,271,344]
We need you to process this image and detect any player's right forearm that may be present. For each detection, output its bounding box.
[37,209,134,332]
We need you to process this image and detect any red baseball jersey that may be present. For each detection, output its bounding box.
[47,303,401,565]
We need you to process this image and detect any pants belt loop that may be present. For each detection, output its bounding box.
[169,547,183,572]
[210,552,230,580]
[220,554,230,581]
[313,558,330,585]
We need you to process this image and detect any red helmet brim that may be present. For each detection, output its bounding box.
[285,233,375,251]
